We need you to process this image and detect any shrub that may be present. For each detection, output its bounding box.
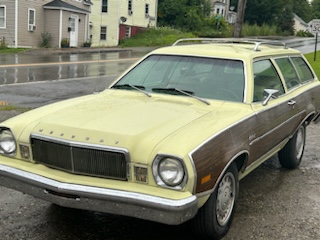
[296,30,314,37]
[60,38,70,48]
[83,41,92,47]
[0,38,7,49]
[241,23,278,37]
[119,27,195,47]
[40,32,52,48]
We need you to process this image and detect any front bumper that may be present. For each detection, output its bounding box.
[0,164,198,225]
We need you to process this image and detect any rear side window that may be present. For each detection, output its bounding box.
[275,58,300,90]
[253,59,284,102]
[291,57,314,83]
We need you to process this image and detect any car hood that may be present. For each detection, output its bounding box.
[16,90,222,154]
[3,90,254,164]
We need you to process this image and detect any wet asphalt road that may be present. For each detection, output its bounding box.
[1,40,320,239]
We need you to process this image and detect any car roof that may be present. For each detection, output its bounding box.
[151,38,301,61]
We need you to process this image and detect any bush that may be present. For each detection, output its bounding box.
[119,27,196,47]
[296,30,314,37]
[60,38,70,48]
[194,16,233,38]
[83,41,92,47]
[40,32,52,48]
[0,38,7,49]
[241,23,278,37]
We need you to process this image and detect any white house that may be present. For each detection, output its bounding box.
[90,0,158,47]
[0,0,92,48]
[293,13,309,34]
[211,0,230,18]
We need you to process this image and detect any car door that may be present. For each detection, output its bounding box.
[249,58,305,163]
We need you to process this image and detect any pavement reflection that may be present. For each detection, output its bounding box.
[0,49,149,85]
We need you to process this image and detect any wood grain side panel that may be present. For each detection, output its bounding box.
[191,116,256,194]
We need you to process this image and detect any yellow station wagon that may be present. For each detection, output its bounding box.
[1,38,320,239]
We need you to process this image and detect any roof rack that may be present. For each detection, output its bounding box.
[172,38,288,51]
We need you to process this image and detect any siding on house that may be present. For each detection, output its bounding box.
[18,1,45,48]
[44,9,61,47]
[43,0,91,48]
[0,0,91,48]
[0,1,15,47]
[210,0,230,19]
[90,0,157,47]
[293,13,308,34]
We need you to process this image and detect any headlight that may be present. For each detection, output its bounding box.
[0,128,17,155]
[153,155,186,189]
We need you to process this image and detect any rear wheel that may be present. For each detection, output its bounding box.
[278,124,306,169]
[192,163,239,240]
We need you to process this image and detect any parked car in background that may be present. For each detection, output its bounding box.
[1,38,320,239]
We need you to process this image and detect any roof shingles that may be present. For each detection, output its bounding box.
[43,0,90,13]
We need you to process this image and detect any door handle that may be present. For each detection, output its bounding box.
[288,100,296,106]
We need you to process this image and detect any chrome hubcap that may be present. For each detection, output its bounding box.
[295,127,305,160]
[216,172,235,226]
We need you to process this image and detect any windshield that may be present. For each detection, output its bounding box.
[112,55,245,102]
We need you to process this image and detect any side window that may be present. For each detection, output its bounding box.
[291,57,314,83]
[128,0,133,14]
[28,8,36,31]
[100,26,107,40]
[102,0,108,13]
[0,6,6,28]
[275,58,300,89]
[253,60,284,102]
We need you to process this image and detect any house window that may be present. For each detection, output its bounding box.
[102,0,108,13]
[0,6,5,28]
[28,8,36,31]
[125,26,131,38]
[100,26,107,40]
[128,0,133,14]
[128,0,132,10]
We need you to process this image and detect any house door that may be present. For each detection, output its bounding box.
[69,15,78,47]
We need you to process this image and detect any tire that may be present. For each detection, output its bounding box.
[278,124,306,169]
[192,163,239,240]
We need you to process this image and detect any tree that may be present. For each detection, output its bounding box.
[312,0,320,18]
[292,0,313,22]
[157,0,211,31]
[234,0,247,37]
[277,1,295,35]
[157,0,188,28]
[243,0,283,26]
[239,0,306,34]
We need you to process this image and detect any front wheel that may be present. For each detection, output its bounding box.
[192,163,239,240]
[278,124,306,169]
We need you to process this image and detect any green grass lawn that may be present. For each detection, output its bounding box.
[304,51,320,77]
[0,48,27,54]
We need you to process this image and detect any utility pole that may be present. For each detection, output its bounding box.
[233,0,247,38]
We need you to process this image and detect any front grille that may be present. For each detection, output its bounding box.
[31,136,128,180]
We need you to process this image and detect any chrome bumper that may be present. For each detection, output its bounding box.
[0,165,198,225]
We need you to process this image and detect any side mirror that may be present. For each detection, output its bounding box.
[262,89,279,106]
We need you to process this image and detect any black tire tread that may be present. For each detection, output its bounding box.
[279,124,306,169]
[191,163,239,240]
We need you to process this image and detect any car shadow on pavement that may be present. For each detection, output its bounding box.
[45,204,197,240]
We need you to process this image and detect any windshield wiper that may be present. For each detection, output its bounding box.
[112,84,152,97]
[152,88,210,105]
